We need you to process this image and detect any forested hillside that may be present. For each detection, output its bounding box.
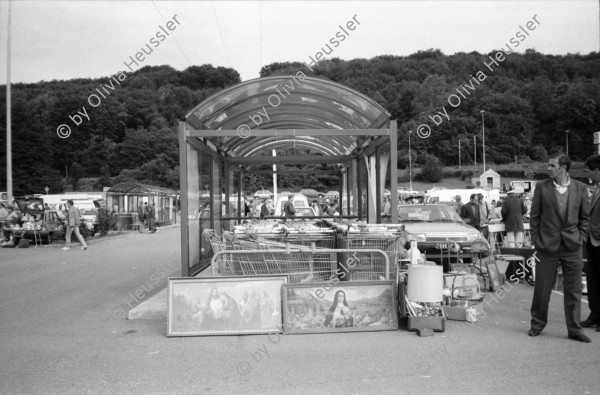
[1,49,599,195]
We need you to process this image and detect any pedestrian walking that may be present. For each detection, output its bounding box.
[581,154,600,332]
[62,199,87,251]
[501,187,528,247]
[147,203,156,233]
[529,154,590,342]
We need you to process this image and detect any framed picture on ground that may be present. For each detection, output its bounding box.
[486,261,502,291]
[282,280,398,334]
[167,276,287,337]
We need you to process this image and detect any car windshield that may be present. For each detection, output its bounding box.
[81,209,97,215]
[398,205,463,222]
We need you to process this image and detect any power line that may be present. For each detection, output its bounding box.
[259,0,262,75]
[210,0,231,67]
[151,1,192,66]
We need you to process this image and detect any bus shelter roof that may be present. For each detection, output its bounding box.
[185,75,391,158]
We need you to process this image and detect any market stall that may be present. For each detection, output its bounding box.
[106,182,178,227]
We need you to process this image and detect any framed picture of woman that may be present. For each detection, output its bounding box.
[281,281,398,334]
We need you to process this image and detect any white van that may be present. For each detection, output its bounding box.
[274,194,310,216]
[424,189,500,205]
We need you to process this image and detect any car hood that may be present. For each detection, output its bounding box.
[403,221,481,241]
[14,197,45,215]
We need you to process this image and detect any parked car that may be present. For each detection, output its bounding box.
[12,196,67,244]
[397,187,419,196]
[253,190,273,200]
[274,194,309,216]
[397,204,484,264]
[294,207,318,217]
[299,188,322,198]
[80,208,99,235]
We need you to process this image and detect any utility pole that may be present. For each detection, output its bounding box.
[408,130,413,191]
[474,136,477,168]
[458,140,461,170]
[481,110,486,173]
[6,1,13,204]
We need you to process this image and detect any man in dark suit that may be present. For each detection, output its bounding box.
[147,203,156,233]
[460,194,480,230]
[283,195,295,220]
[529,154,591,342]
[582,154,600,331]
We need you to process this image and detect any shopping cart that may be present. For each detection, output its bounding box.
[336,228,406,281]
[211,247,390,283]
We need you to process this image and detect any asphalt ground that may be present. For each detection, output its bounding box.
[1,227,599,395]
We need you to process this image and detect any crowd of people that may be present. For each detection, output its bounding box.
[136,201,157,233]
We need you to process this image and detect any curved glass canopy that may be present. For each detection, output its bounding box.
[185,75,391,157]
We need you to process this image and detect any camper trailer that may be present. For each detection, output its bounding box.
[509,180,537,193]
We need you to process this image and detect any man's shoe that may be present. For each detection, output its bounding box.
[61,246,70,251]
[529,329,541,337]
[568,333,592,343]
[580,318,598,328]
[82,246,87,250]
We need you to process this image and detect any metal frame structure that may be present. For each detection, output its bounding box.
[179,76,400,276]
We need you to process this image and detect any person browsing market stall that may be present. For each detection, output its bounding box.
[501,187,528,247]
[283,195,295,220]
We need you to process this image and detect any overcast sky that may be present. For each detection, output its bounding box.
[0,0,598,84]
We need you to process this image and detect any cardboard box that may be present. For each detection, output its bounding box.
[407,316,445,332]
[443,302,484,322]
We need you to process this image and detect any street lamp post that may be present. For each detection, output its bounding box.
[474,135,476,168]
[481,110,486,173]
[408,130,413,191]
[565,130,569,155]
[458,139,461,170]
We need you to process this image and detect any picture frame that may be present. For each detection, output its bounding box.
[167,275,287,337]
[486,261,502,291]
[282,280,398,334]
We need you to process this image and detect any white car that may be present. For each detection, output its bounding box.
[397,187,419,195]
[253,190,273,200]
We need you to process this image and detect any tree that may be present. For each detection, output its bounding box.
[70,162,84,191]
[420,156,443,183]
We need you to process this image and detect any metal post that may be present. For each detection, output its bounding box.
[458,140,461,170]
[408,130,413,191]
[565,130,569,155]
[6,0,12,204]
[474,136,477,167]
[481,110,485,173]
